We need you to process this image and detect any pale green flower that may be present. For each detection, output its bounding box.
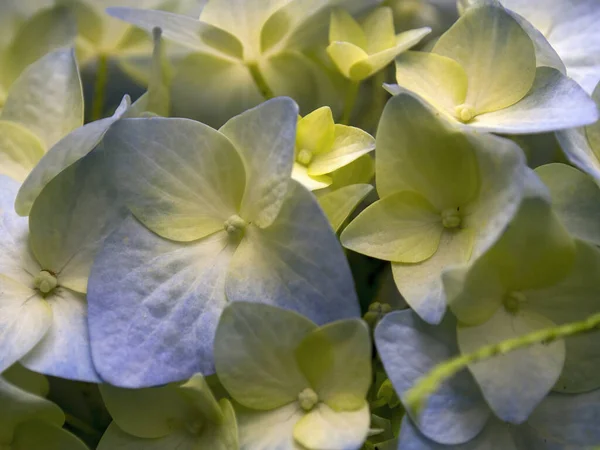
[98,374,237,450]
[214,302,372,450]
[292,106,375,191]
[341,93,529,324]
[326,6,430,81]
[387,1,598,134]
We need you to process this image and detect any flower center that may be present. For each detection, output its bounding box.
[298,388,319,411]
[33,270,58,295]
[503,291,526,314]
[185,418,205,436]
[296,149,313,166]
[441,208,461,229]
[223,214,247,235]
[455,104,476,123]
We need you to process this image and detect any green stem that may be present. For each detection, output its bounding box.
[92,53,109,121]
[248,62,274,100]
[405,311,600,418]
[341,80,360,125]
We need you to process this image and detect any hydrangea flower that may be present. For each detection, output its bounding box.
[0,371,88,450]
[214,302,372,450]
[442,179,600,422]
[98,374,237,449]
[105,0,382,126]
[375,309,600,449]
[459,0,600,94]
[0,48,83,182]
[292,106,375,191]
[386,1,598,134]
[0,145,128,381]
[87,97,360,388]
[341,93,529,324]
[326,6,430,82]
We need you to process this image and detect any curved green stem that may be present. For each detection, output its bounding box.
[248,62,274,100]
[341,80,360,125]
[92,53,109,121]
[405,311,600,418]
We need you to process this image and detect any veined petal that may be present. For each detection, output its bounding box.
[0,275,51,374]
[309,125,374,176]
[220,97,298,229]
[317,184,373,233]
[29,150,128,294]
[394,51,468,117]
[87,217,235,388]
[527,241,600,393]
[362,7,396,54]
[171,53,263,129]
[341,191,443,264]
[106,7,243,58]
[236,402,305,450]
[458,308,565,424]
[292,162,332,191]
[214,302,314,411]
[0,120,45,183]
[293,403,370,450]
[349,28,431,81]
[392,227,474,324]
[103,117,246,242]
[15,96,130,217]
[433,3,536,115]
[536,163,600,246]
[326,41,368,80]
[20,288,99,383]
[375,311,490,445]
[297,106,335,156]
[295,319,371,411]
[226,181,360,325]
[1,48,83,149]
[469,67,599,134]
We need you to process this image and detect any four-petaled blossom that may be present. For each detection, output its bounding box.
[341,93,529,324]
[386,1,598,134]
[214,302,372,450]
[326,6,431,81]
[87,97,359,388]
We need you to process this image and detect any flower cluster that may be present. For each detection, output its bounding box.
[0,0,599,449]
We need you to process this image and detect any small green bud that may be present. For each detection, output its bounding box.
[364,302,392,329]
[224,214,247,235]
[455,104,476,123]
[297,149,313,166]
[377,379,401,409]
[33,270,58,295]
[441,208,461,229]
[298,388,319,411]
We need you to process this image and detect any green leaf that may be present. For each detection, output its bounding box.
[103,117,246,242]
[1,48,83,149]
[536,163,600,246]
[214,302,315,410]
[341,191,444,264]
[295,319,371,411]
[317,184,373,232]
[0,120,45,182]
[433,3,536,115]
